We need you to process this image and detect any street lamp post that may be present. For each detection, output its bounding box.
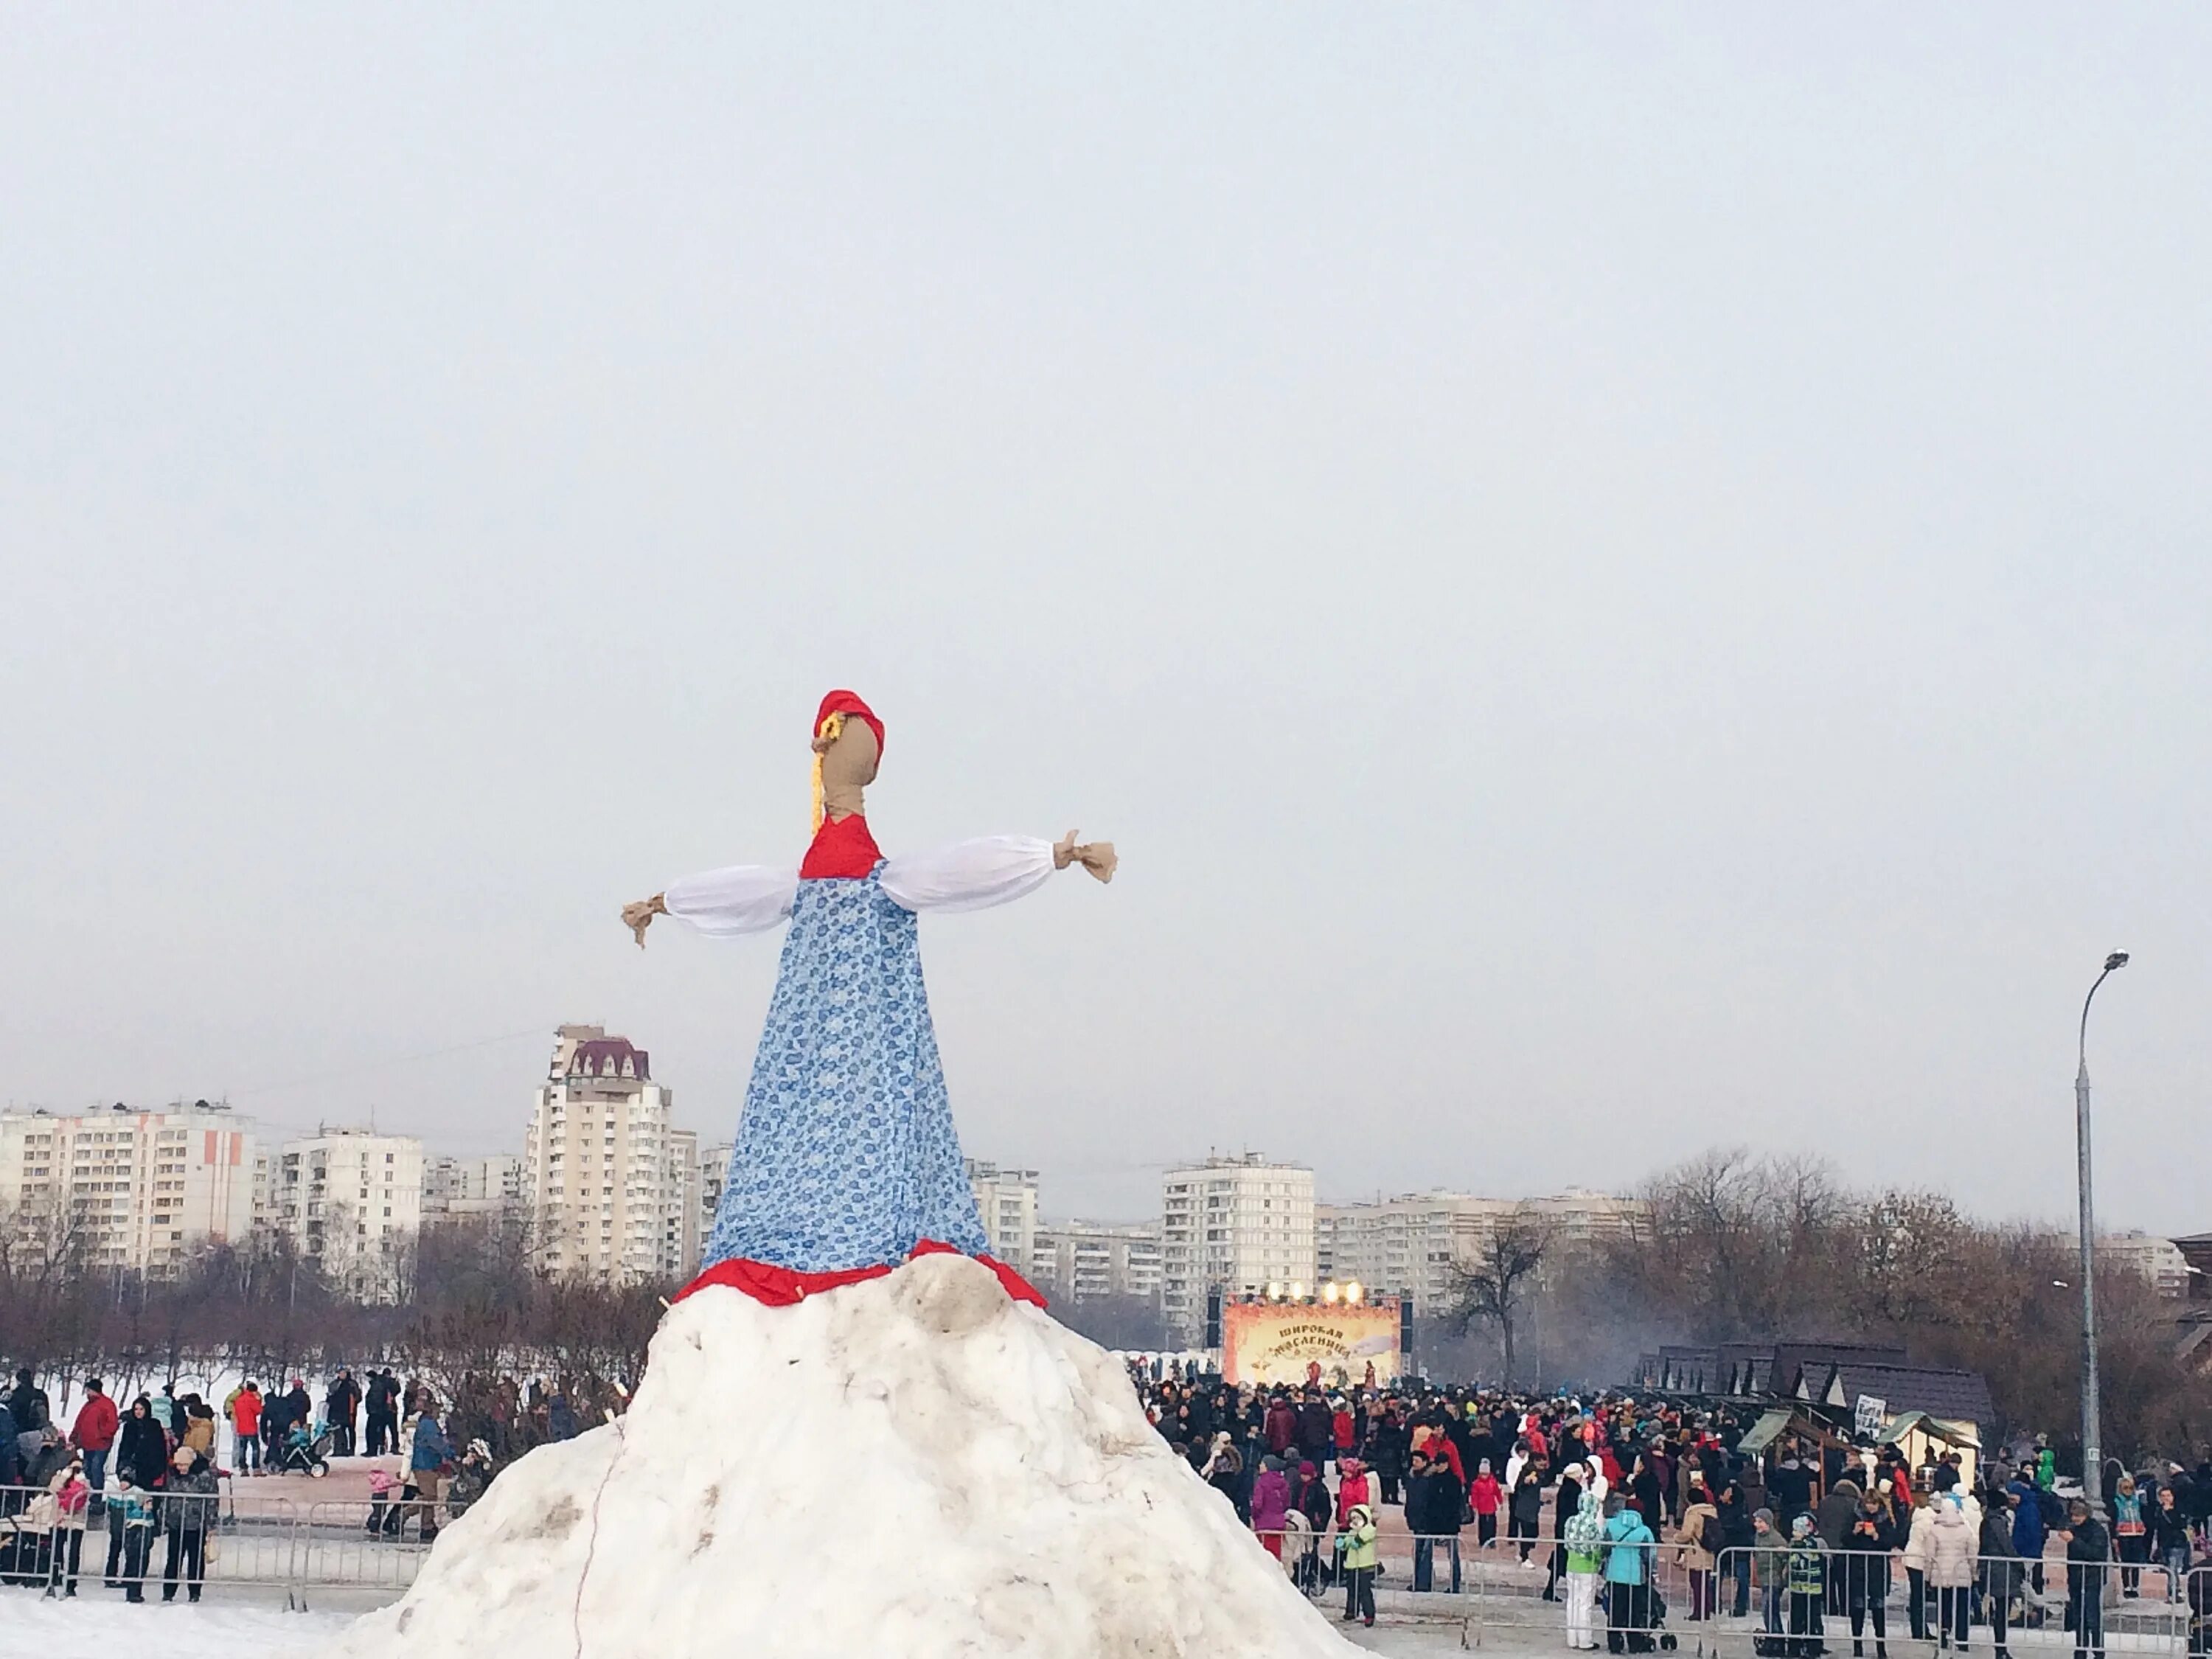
[2076,950,2129,1514]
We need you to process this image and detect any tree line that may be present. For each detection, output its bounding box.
[1443,1148,2212,1469]
[0,1206,659,1444]
[10,1147,2205,1470]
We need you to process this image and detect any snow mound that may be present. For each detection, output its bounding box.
[325,1253,1358,1658]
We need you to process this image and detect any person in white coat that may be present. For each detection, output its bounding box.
[1903,1497,1936,1641]
[1927,1494,1980,1651]
[1562,1484,1607,1650]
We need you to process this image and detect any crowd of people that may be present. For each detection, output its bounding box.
[0,1353,635,1598]
[13,1343,2212,1643]
[1138,1366,2212,1657]
[0,1367,223,1601]
[0,1360,501,1601]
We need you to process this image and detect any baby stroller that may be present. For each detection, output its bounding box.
[0,1493,58,1586]
[1597,1581,1677,1655]
[274,1421,333,1478]
[1651,1583,1679,1652]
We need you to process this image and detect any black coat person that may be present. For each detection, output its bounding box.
[365,1370,401,1455]
[4,1371,49,1436]
[1407,1444,1467,1593]
[1413,1450,1466,1537]
[115,1399,170,1489]
[1297,1397,1335,1464]
[261,1385,294,1447]
[1547,1467,1586,1599]
[326,1372,362,1454]
[1368,1414,1411,1500]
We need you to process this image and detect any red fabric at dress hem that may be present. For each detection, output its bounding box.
[671,1241,1048,1310]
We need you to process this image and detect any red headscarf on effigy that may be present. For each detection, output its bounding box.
[800,689,888,880]
[815,689,884,757]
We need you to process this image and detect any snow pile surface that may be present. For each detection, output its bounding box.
[324,1253,1358,1658]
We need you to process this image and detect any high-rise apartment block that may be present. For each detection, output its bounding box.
[1034,1220,1164,1304]
[0,1102,257,1277]
[1160,1153,1316,1346]
[698,1141,734,1256]
[2064,1231,2192,1299]
[665,1127,702,1280]
[965,1159,1040,1279]
[272,1128,424,1301]
[523,1025,690,1284]
[1315,1188,1644,1317]
[422,1153,525,1219]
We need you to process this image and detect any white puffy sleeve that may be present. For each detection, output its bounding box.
[878,836,1058,914]
[661,865,799,937]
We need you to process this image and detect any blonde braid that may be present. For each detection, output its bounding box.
[810,711,846,832]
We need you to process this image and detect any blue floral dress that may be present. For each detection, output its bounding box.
[702,867,987,1273]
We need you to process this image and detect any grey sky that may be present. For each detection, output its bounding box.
[3,7,2206,1231]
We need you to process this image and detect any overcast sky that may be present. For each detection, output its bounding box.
[3,7,2206,1232]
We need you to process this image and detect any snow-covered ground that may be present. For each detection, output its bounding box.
[0,1590,1481,1659]
[0,1593,359,1659]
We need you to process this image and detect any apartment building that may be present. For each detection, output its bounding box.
[1160,1153,1316,1346]
[0,1101,257,1276]
[1033,1220,1164,1304]
[422,1153,525,1219]
[1315,1187,1646,1317]
[523,1025,688,1284]
[698,1140,734,1254]
[273,1128,425,1301]
[665,1127,702,1280]
[2080,1231,2192,1299]
[965,1159,1040,1278]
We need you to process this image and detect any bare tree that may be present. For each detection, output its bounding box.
[1846,1188,1969,1326]
[1443,1206,1558,1384]
[1617,1148,1849,1340]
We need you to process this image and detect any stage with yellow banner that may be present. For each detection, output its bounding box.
[1220,1301,1402,1389]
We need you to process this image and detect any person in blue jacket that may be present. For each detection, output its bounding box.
[2011,1476,2048,1610]
[1604,1492,1658,1654]
[410,1397,456,1542]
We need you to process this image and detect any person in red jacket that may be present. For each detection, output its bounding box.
[229,1381,265,1475]
[1335,1456,1375,1531]
[1470,1458,1506,1549]
[70,1378,119,1493]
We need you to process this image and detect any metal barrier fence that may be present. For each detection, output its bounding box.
[1700,1545,2197,1659]
[1242,1523,2208,1653]
[10,1475,2208,1644]
[0,1482,433,1609]
[1255,1531,1685,1644]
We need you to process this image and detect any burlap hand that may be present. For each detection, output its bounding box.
[622,894,667,947]
[1051,830,1118,884]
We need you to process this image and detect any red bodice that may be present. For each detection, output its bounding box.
[798,813,885,880]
